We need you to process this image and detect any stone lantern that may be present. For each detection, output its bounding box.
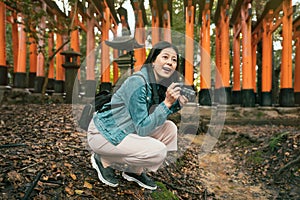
[105,35,143,79]
[60,49,82,104]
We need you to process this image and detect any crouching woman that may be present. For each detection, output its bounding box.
[87,41,189,190]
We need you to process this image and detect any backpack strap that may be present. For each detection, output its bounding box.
[131,73,148,92]
[145,66,160,105]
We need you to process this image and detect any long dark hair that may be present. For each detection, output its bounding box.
[142,41,180,103]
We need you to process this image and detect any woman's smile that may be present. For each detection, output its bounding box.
[161,66,173,74]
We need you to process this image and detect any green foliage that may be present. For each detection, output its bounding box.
[151,182,179,200]
[269,132,288,152]
[247,150,264,165]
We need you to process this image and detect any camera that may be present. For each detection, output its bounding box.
[177,83,196,102]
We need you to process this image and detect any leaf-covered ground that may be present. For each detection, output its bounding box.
[0,104,299,199]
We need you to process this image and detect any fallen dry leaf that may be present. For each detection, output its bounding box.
[70,173,77,180]
[65,186,74,195]
[75,189,84,195]
[84,181,93,189]
[7,171,22,182]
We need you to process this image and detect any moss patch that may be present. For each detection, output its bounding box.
[151,182,179,200]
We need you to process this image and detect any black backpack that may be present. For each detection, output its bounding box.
[78,73,148,131]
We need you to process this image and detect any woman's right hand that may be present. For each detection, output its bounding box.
[164,83,181,108]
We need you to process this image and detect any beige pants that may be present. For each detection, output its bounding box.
[87,120,177,174]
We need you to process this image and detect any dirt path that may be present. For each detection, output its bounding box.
[198,151,273,199]
[179,134,274,200]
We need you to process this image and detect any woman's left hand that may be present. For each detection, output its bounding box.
[164,83,181,108]
[164,83,189,108]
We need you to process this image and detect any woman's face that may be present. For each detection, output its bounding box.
[152,47,177,82]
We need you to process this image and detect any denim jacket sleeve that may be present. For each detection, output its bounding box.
[125,75,173,137]
[170,100,181,113]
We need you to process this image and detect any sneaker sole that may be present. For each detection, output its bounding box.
[91,154,118,187]
[122,172,157,190]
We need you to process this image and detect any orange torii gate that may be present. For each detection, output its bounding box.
[34,2,47,93]
[55,31,65,93]
[78,0,119,95]
[294,16,300,105]
[0,2,7,87]
[230,0,255,107]
[149,0,172,46]
[133,0,146,71]
[29,34,37,89]
[151,0,160,46]
[198,0,213,106]
[16,15,27,89]
[84,5,96,96]
[0,0,68,91]
[44,0,69,94]
[1,0,299,108]
[0,0,119,95]
[94,0,119,92]
[162,0,171,43]
[185,0,195,86]
[252,0,294,107]
[214,0,232,104]
[0,5,27,89]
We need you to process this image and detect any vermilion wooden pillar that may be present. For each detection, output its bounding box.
[279,0,294,106]
[85,14,96,97]
[111,25,118,84]
[241,2,255,107]
[185,0,194,86]
[199,8,211,105]
[35,11,46,93]
[101,6,112,91]
[219,4,231,104]
[113,49,119,83]
[252,34,257,95]
[261,18,273,106]
[151,0,160,46]
[28,36,37,89]
[0,2,5,66]
[162,0,171,43]
[214,26,222,103]
[54,33,65,93]
[293,15,300,104]
[48,33,55,91]
[71,10,80,84]
[232,24,241,104]
[294,37,300,104]
[12,12,18,76]
[134,0,146,71]
[14,17,27,88]
[33,3,49,93]
[0,2,8,86]
[71,15,80,54]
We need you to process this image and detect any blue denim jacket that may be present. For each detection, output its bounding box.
[92,67,181,145]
